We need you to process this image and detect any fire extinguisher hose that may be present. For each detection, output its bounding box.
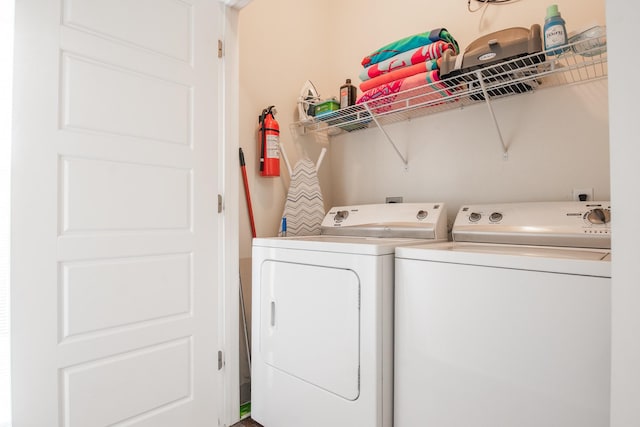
[239,147,257,239]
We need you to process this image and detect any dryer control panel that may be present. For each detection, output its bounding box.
[453,201,611,249]
[321,203,447,240]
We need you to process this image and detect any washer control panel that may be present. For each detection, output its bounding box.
[453,201,611,249]
[321,203,447,240]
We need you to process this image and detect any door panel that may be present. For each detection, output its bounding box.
[60,254,191,339]
[11,0,222,425]
[61,53,192,145]
[61,157,191,232]
[61,338,191,427]
[62,0,193,62]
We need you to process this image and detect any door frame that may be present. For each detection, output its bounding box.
[220,4,242,426]
[0,1,14,425]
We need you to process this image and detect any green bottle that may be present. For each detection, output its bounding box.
[544,4,568,55]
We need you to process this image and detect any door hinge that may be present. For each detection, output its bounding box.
[218,39,223,58]
[218,350,224,370]
[218,194,223,213]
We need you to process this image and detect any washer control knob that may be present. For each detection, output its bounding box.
[416,210,428,220]
[334,210,349,222]
[586,208,611,224]
[469,212,482,222]
[489,212,503,223]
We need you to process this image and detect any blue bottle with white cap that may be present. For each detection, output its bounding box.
[544,4,568,55]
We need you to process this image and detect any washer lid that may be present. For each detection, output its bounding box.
[396,242,611,277]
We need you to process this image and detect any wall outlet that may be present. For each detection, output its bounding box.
[572,188,594,201]
[385,196,403,203]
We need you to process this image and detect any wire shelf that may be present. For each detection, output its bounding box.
[292,36,607,138]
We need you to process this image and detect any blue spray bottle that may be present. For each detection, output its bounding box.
[544,4,568,55]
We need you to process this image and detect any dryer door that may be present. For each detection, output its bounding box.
[259,261,360,400]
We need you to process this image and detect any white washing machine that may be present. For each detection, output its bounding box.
[394,201,611,427]
[251,202,448,427]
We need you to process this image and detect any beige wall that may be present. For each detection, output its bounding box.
[238,0,334,259]
[332,81,609,219]
[238,2,640,425]
[236,3,609,370]
[238,0,608,255]
[329,0,606,87]
[329,0,608,227]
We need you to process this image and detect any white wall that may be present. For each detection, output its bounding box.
[0,0,14,423]
[606,1,640,426]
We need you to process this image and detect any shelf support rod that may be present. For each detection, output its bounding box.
[363,103,409,168]
[476,71,509,160]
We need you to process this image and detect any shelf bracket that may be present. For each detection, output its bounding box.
[476,71,509,160]
[363,103,409,168]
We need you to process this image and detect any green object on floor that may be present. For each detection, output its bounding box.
[240,401,251,419]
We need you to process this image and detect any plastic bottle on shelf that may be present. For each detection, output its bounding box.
[339,78,357,108]
[544,4,568,55]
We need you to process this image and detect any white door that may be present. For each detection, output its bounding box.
[11,0,223,426]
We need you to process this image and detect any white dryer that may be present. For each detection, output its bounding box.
[251,202,447,427]
[394,201,611,427]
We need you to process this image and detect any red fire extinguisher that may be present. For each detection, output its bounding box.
[258,105,280,177]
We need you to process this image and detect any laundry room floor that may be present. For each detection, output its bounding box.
[231,417,263,427]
